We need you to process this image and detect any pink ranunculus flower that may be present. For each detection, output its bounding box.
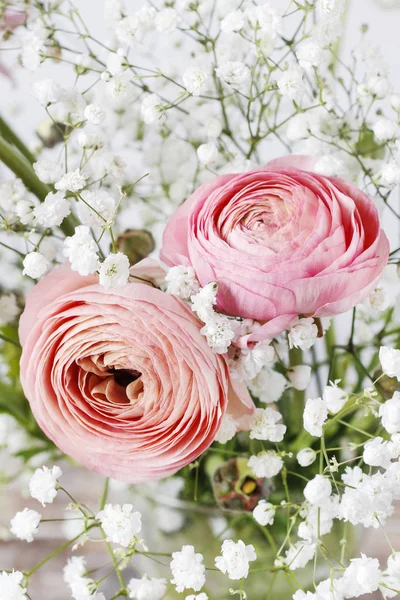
[19,260,253,483]
[161,155,390,345]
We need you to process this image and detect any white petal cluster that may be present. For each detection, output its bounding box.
[248,367,287,404]
[303,397,328,437]
[98,252,130,288]
[29,465,62,506]
[22,252,50,279]
[33,159,64,184]
[170,545,206,593]
[283,541,316,570]
[215,539,256,580]
[128,575,167,600]
[380,346,400,380]
[63,555,105,600]
[77,190,116,227]
[247,450,283,478]
[289,318,318,350]
[190,283,235,354]
[380,391,400,434]
[33,191,71,227]
[96,503,142,547]
[0,294,19,326]
[296,448,317,467]
[249,407,286,442]
[253,500,275,526]
[10,508,41,542]
[183,66,209,96]
[0,571,27,600]
[55,169,87,193]
[63,226,100,276]
[215,413,238,444]
[215,62,250,86]
[322,380,348,414]
[165,265,200,300]
[303,475,332,506]
[342,554,381,598]
[288,365,312,391]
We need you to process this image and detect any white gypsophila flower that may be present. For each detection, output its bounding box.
[185,595,208,600]
[342,554,381,598]
[96,503,142,547]
[63,556,86,586]
[91,152,126,181]
[367,287,391,311]
[277,65,305,99]
[22,252,50,279]
[106,48,126,76]
[20,31,44,71]
[55,169,87,193]
[314,154,348,178]
[63,226,100,276]
[322,380,348,414]
[253,500,275,526]
[380,162,400,187]
[303,397,328,437]
[379,346,400,380]
[106,74,132,102]
[248,367,287,404]
[390,94,400,112]
[69,576,103,600]
[32,79,62,106]
[128,575,167,600]
[155,8,177,32]
[33,191,70,228]
[215,413,237,444]
[77,190,116,227]
[317,0,346,15]
[165,265,200,300]
[115,15,139,46]
[0,414,31,453]
[0,571,27,600]
[10,508,41,543]
[191,282,218,322]
[33,159,64,184]
[197,143,218,166]
[288,318,318,350]
[296,40,324,70]
[283,541,316,571]
[200,314,235,354]
[246,4,282,37]
[182,66,209,96]
[287,365,312,391]
[205,117,223,139]
[237,340,275,381]
[29,465,62,506]
[215,539,256,580]
[303,475,332,506]
[141,94,165,125]
[373,118,397,142]
[0,294,19,326]
[368,75,391,98]
[314,577,345,600]
[170,545,206,593]
[380,392,400,434]
[249,407,286,442]
[363,436,393,469]
[298,498,339,542]
[297,447,317,467]
[84,104,106,125]
[77,132,104,150]
[292,591,316,600]
[98,253,130,288]
[0,178,26,215]
[247,450,283,478]
[215,61,250,86]
[221,10,245,32]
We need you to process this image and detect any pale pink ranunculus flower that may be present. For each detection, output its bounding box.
[161,155,389,345]
[19,260,253,483]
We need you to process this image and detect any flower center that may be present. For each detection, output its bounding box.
[109,368,142,388]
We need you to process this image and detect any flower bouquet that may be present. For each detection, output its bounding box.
[1,1,400,599]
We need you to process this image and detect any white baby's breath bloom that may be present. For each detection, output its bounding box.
[10,508,41,542]
[0,294,19,326]
[379,346,400,380]
[77,132,104,150]
[380,392,400,434]
[380,162,400,187]
[33,191,70,227]
[368,75,391,99]
[277,65,305,99]
[322,380,348,414]
[221,10,245,32]
[250,407,286,442]
[63,226,100,276]
[77,190,116,227]
[304,475,332,506]
[215,413,237,444]
[115,15,139,46]
[296,40,324,70]
[287,365,312,391]
[303,397,328,437]
[367,287,391,311]
[284,542,316,570]
[200,314,235,354]
[342,554,381,598]
[107,74,132,102]
[29,465,62,506]
[215,539,256,580]
[141,94,165,125]
[215,61,250,86]
[248,367,287,404]
[165,265,200,300]
[128,575,167,600]
[84,103,106,125]
[170,545,206,593]
[248,450,283,478]
[191,282,218,322]
[182,66,209,96]
[96,503,142,547]
[297,448,317,467]
[185,594,208,600]
[155,8,177,32]
[253,500,275,526]
[288,318,318,350]
[55,169,87,193]
[32,79,62,106]
[99,253,130,288]
[197,143,218,166]
[22,252,50,279]
[390,94,400,112]
[0,571,27,600]
[33,159,64,184]
[239,341,275,381]
[363,437,392,469]
[63,556,87,586]
[317,0,345,15]
[373,118,397,142]
[20,31,44,71]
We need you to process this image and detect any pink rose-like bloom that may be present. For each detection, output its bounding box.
[161,156,390,345]
[19,260,253,483]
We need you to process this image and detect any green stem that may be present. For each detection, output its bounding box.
[100,477,109,510]
[288,347,305,435]
[0,116,36,164]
